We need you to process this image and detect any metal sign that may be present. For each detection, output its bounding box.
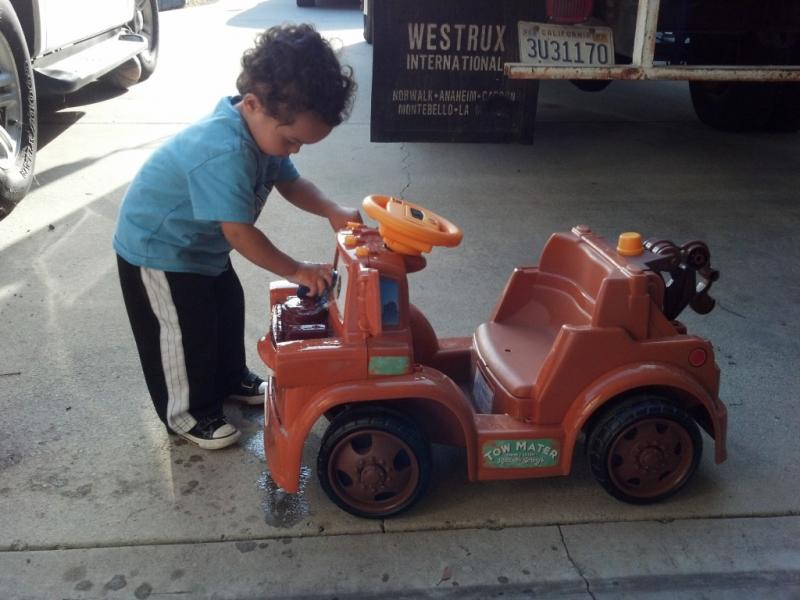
[370,0,545,143]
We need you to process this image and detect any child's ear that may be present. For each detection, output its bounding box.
[242,93,263,114]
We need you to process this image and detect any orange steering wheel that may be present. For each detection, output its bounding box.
[362,195,463,256]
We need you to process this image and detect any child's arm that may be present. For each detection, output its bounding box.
[276,177,362,231]
[221,222,331,296]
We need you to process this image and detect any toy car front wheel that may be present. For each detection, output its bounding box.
[318,409,431,518]
[587,398,702,504]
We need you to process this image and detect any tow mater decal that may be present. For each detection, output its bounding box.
[482,439,560,468]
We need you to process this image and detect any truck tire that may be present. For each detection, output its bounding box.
[768,83,800,131]
[104,0,159,89]
[689,81,780,131]
[363,0,373,44]
[135,0,160,82]
[0,0,36,207]
[587,397,702,504]
[689,28,800,132]
[318,407,431,518]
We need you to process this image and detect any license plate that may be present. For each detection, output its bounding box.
[472,367,493,414]
[517,21,615,67]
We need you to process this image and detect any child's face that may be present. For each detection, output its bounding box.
[239,94,332,157]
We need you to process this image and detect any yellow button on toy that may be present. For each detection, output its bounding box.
[617,232,643,256]
[355,245,370,257]
[344,234,358,247]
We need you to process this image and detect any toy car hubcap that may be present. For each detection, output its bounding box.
[329,430,419,513]
[607,418,695,499]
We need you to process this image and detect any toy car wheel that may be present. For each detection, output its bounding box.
[318,410,431,518]
[587,398,702,504]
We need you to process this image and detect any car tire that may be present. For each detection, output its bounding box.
[587,396,702,504]
[689,81,780,132]
[363,0,373,45]
[318,407,431,518]
[0,0,36,207]
[688,30,799,132]
[104,0,159,89]
[768,82,800,131]
[136,0,159,82]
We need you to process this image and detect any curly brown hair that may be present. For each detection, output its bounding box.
[236,24,356,127]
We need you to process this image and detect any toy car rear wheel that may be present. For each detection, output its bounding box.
[587,397,702,504]
[318,409,431,518]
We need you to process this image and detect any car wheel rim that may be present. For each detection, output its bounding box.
[0,35,22,168]
[328,429,420,515]
[134,0,156,52]
[607,417,695,499]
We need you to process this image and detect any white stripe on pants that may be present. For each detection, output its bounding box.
[140,267,196,433]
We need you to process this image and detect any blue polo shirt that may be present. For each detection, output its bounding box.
[113,96,299,276]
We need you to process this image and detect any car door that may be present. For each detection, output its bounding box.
[38,0,134,54]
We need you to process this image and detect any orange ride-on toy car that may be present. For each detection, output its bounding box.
[258,195,727,518]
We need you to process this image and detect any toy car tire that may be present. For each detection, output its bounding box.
[587,397,702,504]
[318,407,431,518]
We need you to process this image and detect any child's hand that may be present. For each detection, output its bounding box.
[327,204,363,231]
[288,262,333,297]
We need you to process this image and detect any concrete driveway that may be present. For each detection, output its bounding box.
[1,0,799,598]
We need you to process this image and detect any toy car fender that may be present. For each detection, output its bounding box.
[562,360,728,469]
[265,366,479,494]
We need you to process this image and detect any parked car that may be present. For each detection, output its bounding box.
[0,0,159,206]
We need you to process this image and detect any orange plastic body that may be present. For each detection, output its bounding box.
[259,224,727,493]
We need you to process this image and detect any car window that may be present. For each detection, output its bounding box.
[379,277,400,327]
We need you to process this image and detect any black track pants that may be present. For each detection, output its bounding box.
[117,255,247,433]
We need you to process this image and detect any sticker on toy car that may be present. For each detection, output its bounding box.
[482,439,560,468]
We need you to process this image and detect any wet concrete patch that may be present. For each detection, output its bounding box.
[103,574,127,592]
[235,541,257,553]
[134,582,153,599]
[180,480,199,495]
[257,467,312,528]
[63,565,86,582]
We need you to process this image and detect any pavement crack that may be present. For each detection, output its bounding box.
[558,524,597,600]
[716,301,747,319]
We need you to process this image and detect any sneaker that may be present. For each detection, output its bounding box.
[226,370,267,405]
[178,416,241,450]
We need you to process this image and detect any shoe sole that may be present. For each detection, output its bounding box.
[177,428,242,450]
[225,393,264,406]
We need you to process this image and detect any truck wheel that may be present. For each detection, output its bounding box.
[318,409,431,518]
[135,0,160,82]
[587,397,702,504]
[105,0,159,89]
[0,0,36,207]
[689,81,779,131]
[363,0,373,45]
[768,84,800,131]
